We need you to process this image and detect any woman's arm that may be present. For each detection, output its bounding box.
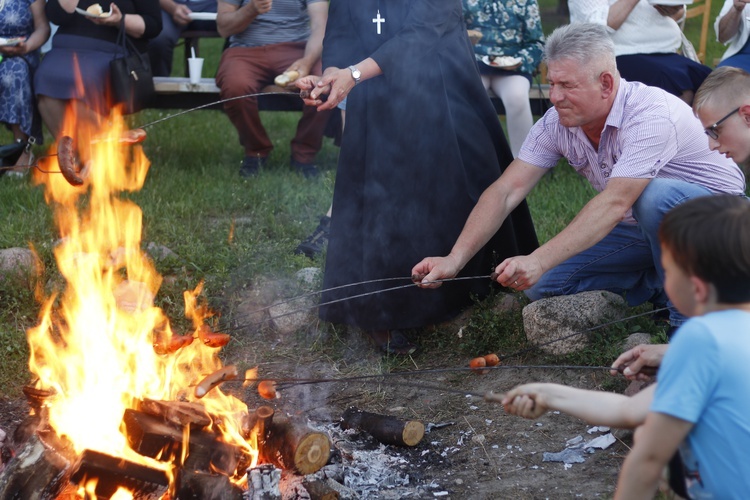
[718,0,750,43]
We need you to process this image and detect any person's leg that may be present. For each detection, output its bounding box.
[631,178,713,327]
[37,95,68,139]
[525,223,665,308]
[490,75,532,157]
[147,9,184,77]
[216,46,274,166]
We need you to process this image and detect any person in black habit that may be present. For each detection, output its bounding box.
[297,0,538,355]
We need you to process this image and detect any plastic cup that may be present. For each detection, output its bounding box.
[188,57,204,84]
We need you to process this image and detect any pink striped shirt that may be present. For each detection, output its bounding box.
[519,79,746,222]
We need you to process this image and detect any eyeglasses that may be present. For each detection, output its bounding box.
[705,107,740,140]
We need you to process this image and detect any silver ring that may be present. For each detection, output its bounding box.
[514,280,519,286]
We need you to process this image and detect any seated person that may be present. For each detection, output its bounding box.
[215,0,330,177]
[715,0,750,72]
[413,23,745,336]
[462,0,545,157]
[570,0,711,104]
[0,0,50,173]
[35,0,162,139]
[503,194,750,499]
[148,0,217,77]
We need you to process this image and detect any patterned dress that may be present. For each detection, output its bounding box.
[0,0,41,141]
[463,0,544,79]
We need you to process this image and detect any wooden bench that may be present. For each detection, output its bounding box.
[152,76,551,115]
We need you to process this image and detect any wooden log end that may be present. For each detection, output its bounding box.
[293,432,331,475]
[401,420,425,447]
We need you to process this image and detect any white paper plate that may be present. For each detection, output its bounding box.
[188,12,217,21]
[75,6,113,18]
[0,37,24,47]
[647,0,693,5]
[480,55,523,70]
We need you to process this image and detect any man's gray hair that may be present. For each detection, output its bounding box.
[545,23,618,78]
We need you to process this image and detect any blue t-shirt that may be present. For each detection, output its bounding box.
[651,310,750,499]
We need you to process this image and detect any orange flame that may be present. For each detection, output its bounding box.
[26,106,257,478]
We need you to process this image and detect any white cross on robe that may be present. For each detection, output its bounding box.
[373,10,385,35]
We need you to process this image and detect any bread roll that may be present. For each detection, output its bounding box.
[86,3,104,15]
[274,70,300,88]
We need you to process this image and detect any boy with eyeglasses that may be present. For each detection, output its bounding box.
[693,66,750,166]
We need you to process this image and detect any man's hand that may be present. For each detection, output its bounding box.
[610,344,667,380]
[252,0,272,15]
[494,254,544,290]
[306,68,355,111]
[171,3,192,25]
[411,255,463,289]
[502,384,549,419]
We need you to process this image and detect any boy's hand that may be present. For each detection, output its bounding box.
[502,384,549,419]
[611,344,668,380]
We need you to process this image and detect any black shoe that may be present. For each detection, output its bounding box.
[295,215,330,258]
[240,156,267,177]
[366,330,419,356]
[291,158,319,178]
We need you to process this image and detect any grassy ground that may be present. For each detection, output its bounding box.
[2,5,721,396]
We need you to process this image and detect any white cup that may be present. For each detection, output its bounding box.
[188,57,204,84]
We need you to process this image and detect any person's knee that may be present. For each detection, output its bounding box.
[633,179,711,231]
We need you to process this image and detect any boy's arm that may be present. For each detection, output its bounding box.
[614,412,693,499]
[502,383,654,428]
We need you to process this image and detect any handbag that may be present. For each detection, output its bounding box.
[110,20,154,114]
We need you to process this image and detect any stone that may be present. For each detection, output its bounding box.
[145,242,178,261]
[0,247,37,285]
[621,332,653,353]
[522,291,627,355]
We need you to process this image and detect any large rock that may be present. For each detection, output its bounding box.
[0,247,37,286]
[621,332,653,353]
[522,291,627,355]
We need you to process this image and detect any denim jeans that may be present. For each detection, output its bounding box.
[525,178,714,327]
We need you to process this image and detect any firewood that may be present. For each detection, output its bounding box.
[247,463,281,500]
[303,478,340,500]
[250,406,331,475]
[178,469,243,500]
[138,398,212,428]
[0,433,71,499]
[340,407,425,447]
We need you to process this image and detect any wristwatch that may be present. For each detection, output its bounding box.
[348,65,361,85]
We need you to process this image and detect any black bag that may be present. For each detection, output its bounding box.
[110,21,154,114]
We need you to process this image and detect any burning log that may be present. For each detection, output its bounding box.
[178,469,243,500]
[340,407,425,447]
[122,409,241,476]
[248,406,331,475]
[0,433,71,500]
[302,478,340,500]
[138,398,212,428]
[68,449,171,498]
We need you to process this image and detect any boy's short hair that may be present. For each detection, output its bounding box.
[659,195,750,303]
[693,66,750,115]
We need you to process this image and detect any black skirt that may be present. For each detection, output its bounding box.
[616,53,711,97]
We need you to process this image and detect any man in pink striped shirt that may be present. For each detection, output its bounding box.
[413,23,746,334]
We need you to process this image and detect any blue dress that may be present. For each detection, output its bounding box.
[0,0,42,142]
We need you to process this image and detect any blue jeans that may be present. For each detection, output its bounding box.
[525,178,714,327]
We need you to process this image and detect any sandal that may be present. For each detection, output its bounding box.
[366,329,419,356]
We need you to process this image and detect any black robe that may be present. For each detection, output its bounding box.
[319,0,539,331]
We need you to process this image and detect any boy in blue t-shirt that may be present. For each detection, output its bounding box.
[502,194,750,498]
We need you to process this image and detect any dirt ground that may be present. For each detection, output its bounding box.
[0,295,633,500]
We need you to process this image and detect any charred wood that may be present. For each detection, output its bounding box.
[178,469,243,500]
[340,407,425,447]
[0,433,70,500]
[246,463,281,500]
[68,449,170,499]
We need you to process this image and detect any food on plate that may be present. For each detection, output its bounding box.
[490,55,522,68]
[274,70,300,87]
[86,3,104,15]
